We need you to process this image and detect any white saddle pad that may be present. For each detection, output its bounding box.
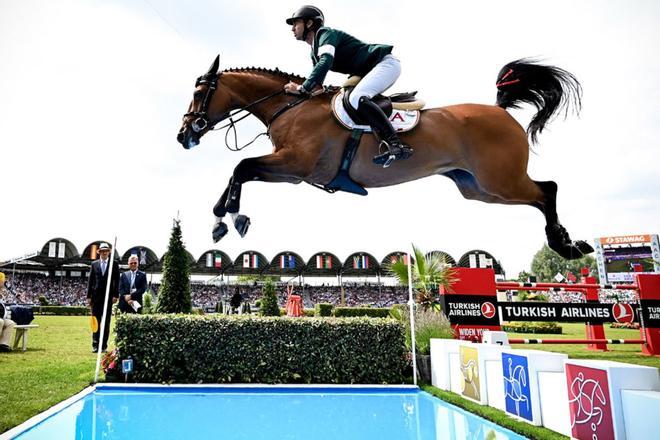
[331,91,421,133]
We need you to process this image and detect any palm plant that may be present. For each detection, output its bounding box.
[388,244,457,310]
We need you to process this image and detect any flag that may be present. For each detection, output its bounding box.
[206,253,213,267]
[48,242,57,258]
[57,242,66,259]
[140,249,147,265]
[391,255,398,264]
[353,256,360,269]
[325,256,332,269]
[316,255,323,269]
[363,255,369,269]
[251,254,259,268]
[90,244,98,260]
[214,253,222,268]
[243,254,250,268]
[280,255,295,269]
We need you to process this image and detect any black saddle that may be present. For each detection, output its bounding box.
[341,88,418,125]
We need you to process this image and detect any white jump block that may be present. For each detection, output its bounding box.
[538,371,571,437]
[564,359,660,440]
[499,349,567,426]
[452,343,506,406]
[621,390,660,440]
[430,339,466,391]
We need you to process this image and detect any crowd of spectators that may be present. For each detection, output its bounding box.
[1,273,639,309]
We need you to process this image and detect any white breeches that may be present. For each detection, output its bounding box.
[348,54,401,109]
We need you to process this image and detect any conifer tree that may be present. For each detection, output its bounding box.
[156,219,192,313]
[259,279,280,316]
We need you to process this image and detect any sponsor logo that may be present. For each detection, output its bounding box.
[601,235,651,245]
[481,302,496,319]
[612,303,635,323]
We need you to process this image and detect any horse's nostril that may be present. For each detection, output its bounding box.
[177,131,185,143]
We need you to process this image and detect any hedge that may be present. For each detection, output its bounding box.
[34,306,90,316]
[502,321,563,334]
[114,314,407,384]
[333,307,391,318]
[315,303,333,317]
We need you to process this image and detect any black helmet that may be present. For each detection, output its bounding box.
[285,5,324,26]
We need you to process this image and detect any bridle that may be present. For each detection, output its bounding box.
[182,70,332,151]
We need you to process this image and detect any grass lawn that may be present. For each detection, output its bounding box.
[0,315,114,433]
[506,322,660,368]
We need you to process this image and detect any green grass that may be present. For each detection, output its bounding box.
[421,384,568,439]
[506,322,660,368]
[0,316,115,433]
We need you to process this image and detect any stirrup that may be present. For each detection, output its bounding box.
[372,142,413,168]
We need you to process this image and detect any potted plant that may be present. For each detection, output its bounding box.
[388,244,457,383]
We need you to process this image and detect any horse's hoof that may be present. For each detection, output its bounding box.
[212,222,229,242]
[234,215,251,237]
[574,240,594,255]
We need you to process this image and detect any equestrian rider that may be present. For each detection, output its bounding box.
[283,5,413,168]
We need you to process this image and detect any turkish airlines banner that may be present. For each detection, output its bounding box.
[498,302,638,323]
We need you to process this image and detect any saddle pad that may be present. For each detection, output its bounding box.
[331,91,420,133]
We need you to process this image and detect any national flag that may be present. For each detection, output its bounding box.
[362,255,369,269]
[325,256,332,269]
[353,256,360,269]
[280,255,295,269]
[206,253,213,267]
[57,242,66,259]
[280,255,286,269]
[316,255,323,269]
[214,253,222,268]
[90,244,98,260]
[48,242,57,258]
[243,254,250,268]
[252,254,259,268]
[140,249,147,265]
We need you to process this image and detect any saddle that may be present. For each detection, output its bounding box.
[331,76,425,132]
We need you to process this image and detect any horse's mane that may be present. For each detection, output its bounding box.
[223,67,306,83]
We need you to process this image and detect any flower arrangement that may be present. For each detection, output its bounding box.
[101,348,121,380]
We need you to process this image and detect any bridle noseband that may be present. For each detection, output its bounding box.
[183,73,219,133]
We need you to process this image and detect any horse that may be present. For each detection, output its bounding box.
[177,55,594,260]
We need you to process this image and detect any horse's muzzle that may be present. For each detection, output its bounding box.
[177,126,199,150]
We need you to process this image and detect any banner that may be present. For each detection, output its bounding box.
[243,254,250,268]
[206,253,213,267]
[498,302,639,323]
[48,242,57,258]
[214,253,222,268]
[57,242,66,259]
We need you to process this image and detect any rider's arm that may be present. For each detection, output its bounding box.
[301,29,338,92]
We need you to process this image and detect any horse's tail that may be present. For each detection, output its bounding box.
[495,58,582,144]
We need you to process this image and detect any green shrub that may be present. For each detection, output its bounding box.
[302,308,315,317]
[191,307,204,315]
[38,296,48,306]
[315,303,333,317]
[35,306,90,316]
[142,292,155,314]
[397,307,454,354]
[502,321,563,334]
[115,314,407,384]
[259,280,280,316]
[334,307,391,318]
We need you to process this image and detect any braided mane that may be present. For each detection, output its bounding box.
[223,67,306,83]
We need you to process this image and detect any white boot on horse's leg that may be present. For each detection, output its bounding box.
[230,212,251,238]
[212,217,229,242]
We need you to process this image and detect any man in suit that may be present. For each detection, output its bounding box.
[87,242,119,352]
[118,255,147,314]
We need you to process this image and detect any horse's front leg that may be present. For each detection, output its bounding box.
[211,152,304,241]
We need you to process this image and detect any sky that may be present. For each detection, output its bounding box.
[1,0,659,277]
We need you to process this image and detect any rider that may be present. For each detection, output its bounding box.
[284,5,413,168]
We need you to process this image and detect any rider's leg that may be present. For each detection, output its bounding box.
[349,55,413,168]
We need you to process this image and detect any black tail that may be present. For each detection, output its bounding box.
[495,58,582,144]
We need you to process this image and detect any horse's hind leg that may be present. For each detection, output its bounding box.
[444,170,593,259]
[533,180,594,259]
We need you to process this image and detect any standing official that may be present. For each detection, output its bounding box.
[118,255,147,314]
[87,243,119,352]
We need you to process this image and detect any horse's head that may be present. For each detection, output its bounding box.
[177,55,232,149]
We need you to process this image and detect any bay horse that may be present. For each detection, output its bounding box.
[177,55,593,260]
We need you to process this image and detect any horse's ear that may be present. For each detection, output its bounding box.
[207,55,220,75]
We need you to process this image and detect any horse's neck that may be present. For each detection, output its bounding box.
[225,72,292,124]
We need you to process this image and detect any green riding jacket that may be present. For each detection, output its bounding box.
[301,27,393,92]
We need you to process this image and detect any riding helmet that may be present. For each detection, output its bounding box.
[285,5,324,26]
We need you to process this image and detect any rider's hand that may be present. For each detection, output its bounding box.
[284,82,303,95]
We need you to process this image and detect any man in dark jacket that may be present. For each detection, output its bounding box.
[87,242,119,352]
[118,255,147,314]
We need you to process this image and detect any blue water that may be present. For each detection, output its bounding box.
[15,386,526,439]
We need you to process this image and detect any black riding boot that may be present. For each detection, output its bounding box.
[357,96,413,168]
